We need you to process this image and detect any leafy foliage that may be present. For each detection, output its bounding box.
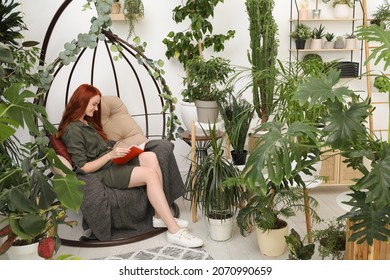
[191,125,242,220]
[294,68,389,246]
[219,94,254,153]
[285,228,315,260]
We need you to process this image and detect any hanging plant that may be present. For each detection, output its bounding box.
[123,0,144,39]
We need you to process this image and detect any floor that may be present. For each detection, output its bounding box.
[49,184,351,260]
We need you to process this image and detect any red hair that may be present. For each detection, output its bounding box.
[57,84,108,141]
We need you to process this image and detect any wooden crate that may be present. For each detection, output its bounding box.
[345,220,390,260]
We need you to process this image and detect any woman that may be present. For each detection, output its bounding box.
[57,84,203,248]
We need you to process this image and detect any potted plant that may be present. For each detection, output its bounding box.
[0,0,83,259]
[162,0,235,131]
[311,24,326,49]
[344,32,357,49]
[123,0,144,39]
[322,0,356,18]
[370,1,390,28]
[324,32,335,49]
[182,56,234,124]
[334,35,345,49]
[298,0,309,19]
[285,228,315,260]
[228,120,321,256]
[312,218,346,260]
[219,94,255,165]
[294,54,390,259]
[191,124,243,242]
[291,23,312,49]
[246,0,279,124]
[111,0,121,14]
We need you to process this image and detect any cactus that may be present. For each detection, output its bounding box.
[246,0,279,123]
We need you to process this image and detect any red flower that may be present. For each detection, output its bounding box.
[38,237,55,259]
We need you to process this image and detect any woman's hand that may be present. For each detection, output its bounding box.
[109,147,129,159]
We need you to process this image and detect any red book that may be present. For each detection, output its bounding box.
[111,142,145,165]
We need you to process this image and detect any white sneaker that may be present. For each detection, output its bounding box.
[153,217,189,228]
[166,228,203,248]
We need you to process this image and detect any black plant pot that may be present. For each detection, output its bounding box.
[231,150,248,166]
[295,39,306,50]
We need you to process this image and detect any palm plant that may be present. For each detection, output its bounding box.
[192,124,243,221]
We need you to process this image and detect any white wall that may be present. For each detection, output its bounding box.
[19,0,384,173]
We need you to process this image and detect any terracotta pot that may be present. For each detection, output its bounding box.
[111,3,121,14]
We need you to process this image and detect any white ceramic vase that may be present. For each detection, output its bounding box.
[310,39,323,49]
[334,4,351,19]
[6,242,42,260]
[345,38,357,49]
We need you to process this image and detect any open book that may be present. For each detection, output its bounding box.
[111,142,146,165]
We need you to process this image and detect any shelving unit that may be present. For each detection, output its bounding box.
[289,0,365,77]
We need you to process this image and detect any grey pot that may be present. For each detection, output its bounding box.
[195,100,219,124]
[334,39,345,49]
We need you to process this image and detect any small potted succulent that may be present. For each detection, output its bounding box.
[324,32,335,49]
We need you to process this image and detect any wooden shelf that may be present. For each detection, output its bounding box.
[290,18,363,22]
[289,48,360,52]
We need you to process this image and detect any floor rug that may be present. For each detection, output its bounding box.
[94,244,213,260]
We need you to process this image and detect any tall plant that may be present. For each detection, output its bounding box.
[246,0,279,123]
[162,0,235,84]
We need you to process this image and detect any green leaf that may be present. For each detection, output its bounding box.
[52,174,84,212]
[8,188,38,213]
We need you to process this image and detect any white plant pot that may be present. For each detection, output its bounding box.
[310,39,323,49]
[208,216,234,242]
[6,242,42,260]
[334,4,351,19]
[255,223,289,257]
[345,38,357,49]
[179,100,204,135]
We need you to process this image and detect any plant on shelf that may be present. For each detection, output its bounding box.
[312,24,326,39]
[370,0,390,28]
[312,218,346,260]
[311,24,326,49]
[123,0,144,39]
[334,35,345,48]
[322,0,356,8]
[291,23,312,49]
[191,124,243,242]
[111,0,121,14]
[324,32,335,48]
[324,32,335,42]
[0,0,83,259]
[219,93,255,165]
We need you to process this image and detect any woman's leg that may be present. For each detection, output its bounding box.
[128,165,179,234]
